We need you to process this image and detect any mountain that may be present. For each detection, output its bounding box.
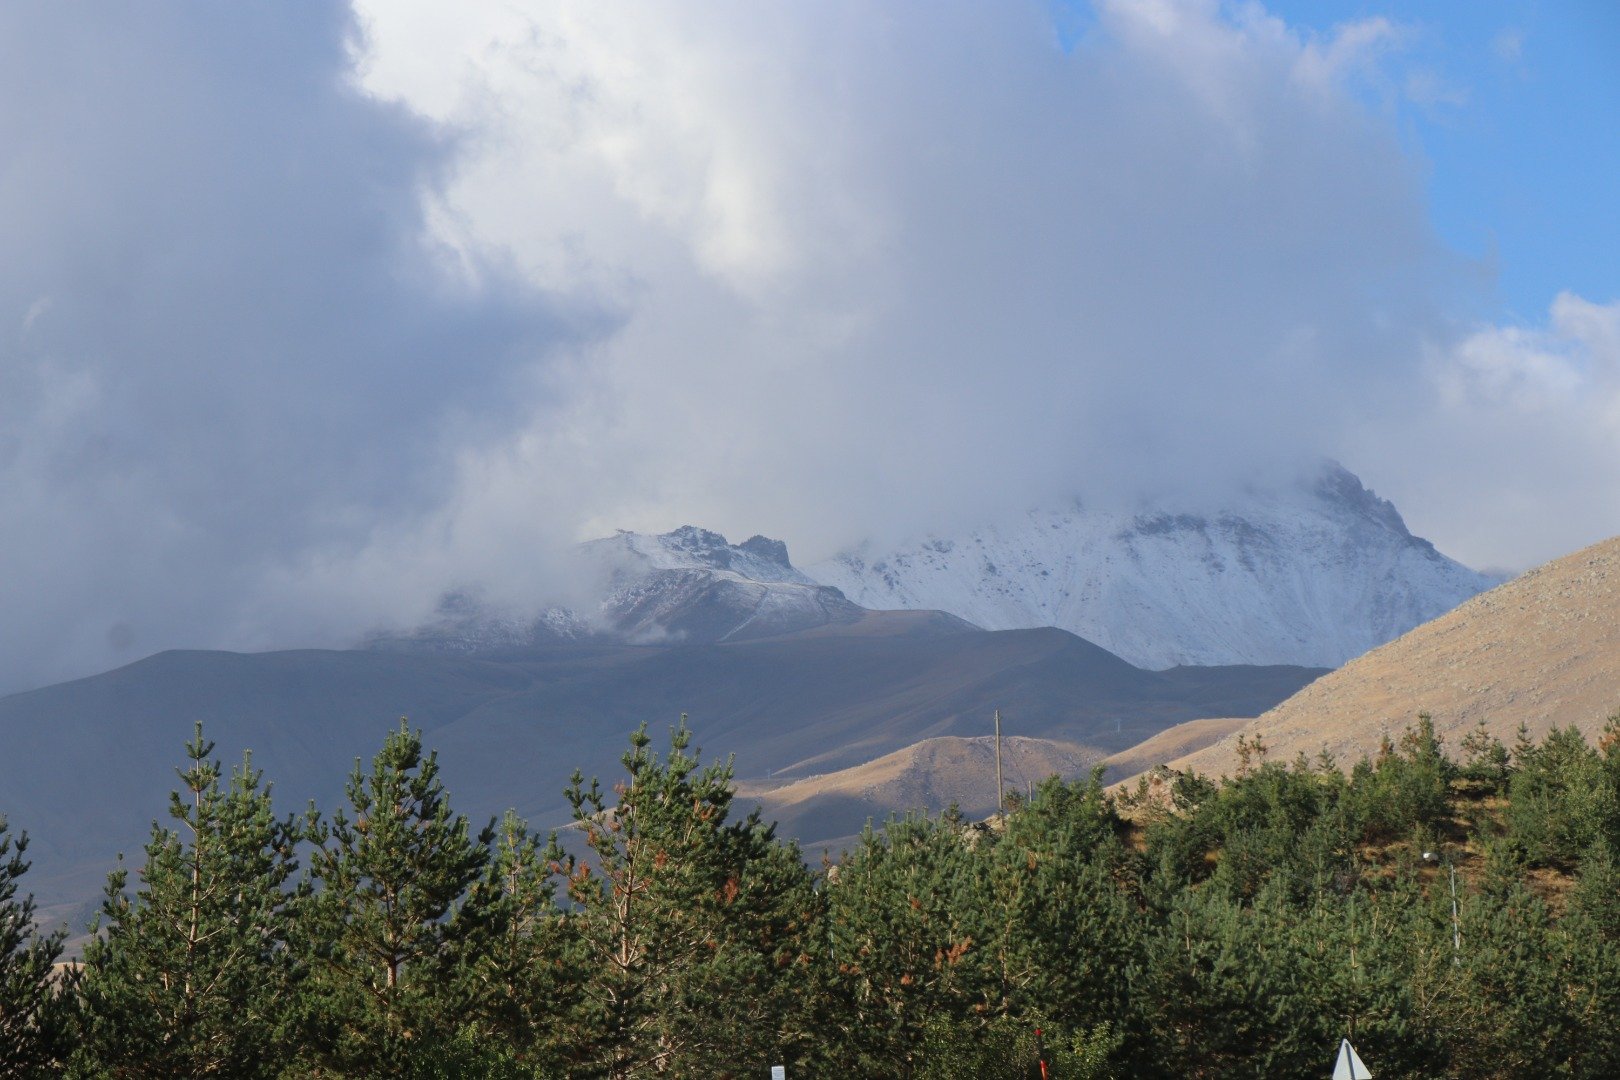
[808,462,1494,669]
[0,616,1322,925]
[1143,535,1620,781]
[369,526,866,652]
[579,527,865,643]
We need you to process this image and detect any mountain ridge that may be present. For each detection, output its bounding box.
[807,461,1493,669]
[371,462,1492,672]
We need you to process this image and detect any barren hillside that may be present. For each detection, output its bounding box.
[1160,535,1620,779]
[738,734,1103,855]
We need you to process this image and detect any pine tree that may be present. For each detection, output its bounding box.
[560,719,822,1077]
[1138,886,1268,1078]
[1447,873,1576,1075]
[0,818,72,1080]
[1459,717,1511,792]
[1557,848,1620,1076]
[73,724,304,1078]
[823,810,985,1074]
[295,719,495,1077]
[460,810,583,1074]
[978,773,1141,1066]
[1506,725,1608,868]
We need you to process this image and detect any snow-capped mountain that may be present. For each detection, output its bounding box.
[580,526,863,643]
[582,526,810,585]
[806,463,1496,669]
[371,526,863,652]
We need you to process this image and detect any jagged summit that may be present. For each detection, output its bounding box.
[738,534,791,567]
[1312,460,1411,537]
[806,462,1494,669]
[583,526,809,585]
[372,526,861,653]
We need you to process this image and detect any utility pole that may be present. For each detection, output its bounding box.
[994,709,1004,815]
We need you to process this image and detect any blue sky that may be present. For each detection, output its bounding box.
[1264,0,1619,322]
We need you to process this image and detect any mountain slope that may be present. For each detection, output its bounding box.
[1097,717,1250,783]
[809,462,1493,669]
[0,619,1321,920]
[1157,535,1620,780]
[737,735,1103,855]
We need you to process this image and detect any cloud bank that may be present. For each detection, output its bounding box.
[0,0,1614,691]
[0,4,574,689]
[353,1,1446,535]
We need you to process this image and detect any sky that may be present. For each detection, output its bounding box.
[1,0,1616,693]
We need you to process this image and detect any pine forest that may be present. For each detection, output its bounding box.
[6,712,1620,1078]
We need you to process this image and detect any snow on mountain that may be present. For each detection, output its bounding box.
[371,527,863,652]
[581,526,863,643]
[806,463,1496,669]
[581,526,814,586]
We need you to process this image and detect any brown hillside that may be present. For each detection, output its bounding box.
[1160,535,1620,780]
[737,735,1103,856]
[1099,716,1249,782]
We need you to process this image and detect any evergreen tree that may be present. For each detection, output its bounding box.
[914,1009,1119,1080]
[0,818,72,1080]
[559,720,823,1078]
[823,810,985,1075]
[296,720,495,1077]
[1446,871,1575,1076]
[977,773,1142,1067]
[1351,715,1452,842]
[460,810,583,1075]
[1257,870,1447,1080]
[1138,886,1269,1077]
[1594,711,1620,856]
[1506,725,1609,868]
[1459,717,1511,793]
[73,725,303,1079]
[1556,848,1620,1077]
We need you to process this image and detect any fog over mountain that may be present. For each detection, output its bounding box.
[381,462,1491,670]
[2,1,1617,694]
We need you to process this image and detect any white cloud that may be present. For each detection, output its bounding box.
[350,0,1452,547]
[0,4,578,691]
[1,0,1614,691]
[1346,293,1620,571]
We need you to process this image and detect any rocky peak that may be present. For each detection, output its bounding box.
[660,526,735,569]
[738,535,791,567]
[1312,461,1410,537]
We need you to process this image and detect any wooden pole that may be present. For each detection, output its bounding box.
[994,709,1003,815]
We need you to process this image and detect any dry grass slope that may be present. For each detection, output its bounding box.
[1098,716,1250,783]
[738,734,1104,855]
[1160,535,1620,780]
